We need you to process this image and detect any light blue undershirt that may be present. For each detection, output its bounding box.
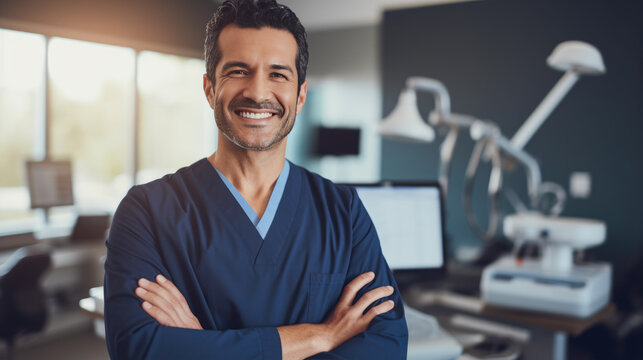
[213,161,290,240]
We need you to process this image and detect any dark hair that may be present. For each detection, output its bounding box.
[204,0,308,90]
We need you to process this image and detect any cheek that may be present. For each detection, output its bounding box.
[274,85,299,109]
[213,79,234,105]
[213,89,228,110]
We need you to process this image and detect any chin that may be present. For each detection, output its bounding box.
[227,135,280,151]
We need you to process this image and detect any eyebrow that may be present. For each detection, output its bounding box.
[221,61,250,72]
[270,64,294,74]
[220,61,294,75]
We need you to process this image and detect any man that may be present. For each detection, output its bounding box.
[104,0,408,359]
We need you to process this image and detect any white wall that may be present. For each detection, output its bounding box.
[286,25,382,182]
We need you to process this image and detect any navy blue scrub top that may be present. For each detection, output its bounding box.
[213,161,290,240]
[104,158,408,359]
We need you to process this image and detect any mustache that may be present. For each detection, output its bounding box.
[229,97,284,117]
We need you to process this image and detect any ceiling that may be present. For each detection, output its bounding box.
[279,0,473,31]
[208,0,474,31]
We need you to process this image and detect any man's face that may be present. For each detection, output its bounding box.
[204,25,307,151]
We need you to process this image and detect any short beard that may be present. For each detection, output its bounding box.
[214,98,295,151]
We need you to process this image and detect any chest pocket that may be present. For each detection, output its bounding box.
[307,272,345,323]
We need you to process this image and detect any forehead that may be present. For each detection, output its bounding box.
[216,25,298,69]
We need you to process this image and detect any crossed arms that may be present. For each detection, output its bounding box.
[104,185,408,360]
[135,271,396,359]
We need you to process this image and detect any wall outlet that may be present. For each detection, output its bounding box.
[570,172,592,199]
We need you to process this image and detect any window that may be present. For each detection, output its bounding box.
[0,28,211,234]
[0,29,45,230]
[137,51,214,183]
[49,38,136,212]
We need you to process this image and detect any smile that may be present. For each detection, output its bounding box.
[237,111,275,119]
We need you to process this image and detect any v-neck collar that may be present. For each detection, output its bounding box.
[213,161,290,240]
[195,158,301,266]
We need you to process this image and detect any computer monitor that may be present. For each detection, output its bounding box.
[26,160,74,209]
[314,126,361,156]
[353,182,447,280]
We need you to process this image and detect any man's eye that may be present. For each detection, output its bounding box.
[228,70,246,76]
[271,73,287,79]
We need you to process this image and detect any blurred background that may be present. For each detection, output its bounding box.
[0,0,641,359]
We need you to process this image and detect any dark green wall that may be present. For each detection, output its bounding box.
[381,0,643,275]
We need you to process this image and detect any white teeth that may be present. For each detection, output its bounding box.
[239,111,273,119]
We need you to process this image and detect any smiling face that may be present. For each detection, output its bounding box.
[203,25,307,151]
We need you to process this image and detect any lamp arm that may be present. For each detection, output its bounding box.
[406,77,451,122]
[464,137,503,241]
[494,134,542,207]
[436,113,478,194]
[437,112,478,128]
[510,70,580,150]
[438,126,460,195]
[471,121,542,207]
[400,77,479,199]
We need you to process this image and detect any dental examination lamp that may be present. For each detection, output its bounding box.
[379,77,478,196]
[511,41,606,150]
[381,41,612,318]
[379,77,529,241]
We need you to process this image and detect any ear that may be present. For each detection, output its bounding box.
[203,74,215,109]
[295,80,308,115]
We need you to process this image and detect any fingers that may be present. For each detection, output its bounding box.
[353,285,395,312]
[135,275,203,330]
[323,273,397,349]
[155,275,192,315]
[363,300,395,323]
[141,301,175,327]
[337,272,375,308]
[136,279,182,325]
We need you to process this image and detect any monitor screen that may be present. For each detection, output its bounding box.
[26,160,74,209]
[314,126,361,156]
[354,184,445,270]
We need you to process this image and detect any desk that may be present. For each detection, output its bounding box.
[79,288,105,339]
[0,242,106,268]
[404,287,614,360]
[482,303,614,360]
[79,297,103,320]
[482,303,615,335]
[0,242,106,293]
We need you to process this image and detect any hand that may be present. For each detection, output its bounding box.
[135,274,203,330]
[320,271,395,350]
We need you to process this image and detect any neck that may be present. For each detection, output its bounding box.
[208,132,286,197]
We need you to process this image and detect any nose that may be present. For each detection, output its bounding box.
[242,73,271,103]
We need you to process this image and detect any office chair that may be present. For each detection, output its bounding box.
[0,244,52,360]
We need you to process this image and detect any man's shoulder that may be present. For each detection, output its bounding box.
[108,159,211,247]
[136,158,208,190]
[290,161,355,204]
[120,158,210,208]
